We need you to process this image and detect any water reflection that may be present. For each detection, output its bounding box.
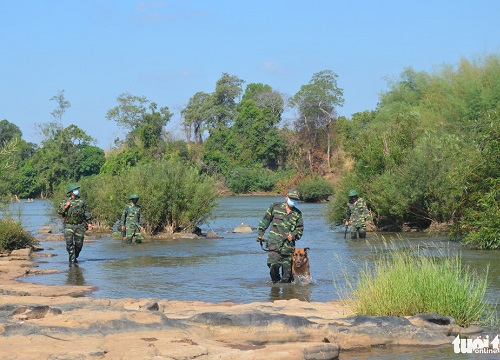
[66,264,86,286]
[269,283,312,302]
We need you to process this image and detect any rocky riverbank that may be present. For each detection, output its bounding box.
[0,248,485,360]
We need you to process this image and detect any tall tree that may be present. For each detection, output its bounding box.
[35,90,71,142]
[232,83,286,169]
[50,89,71,124]
[106,94,172,152]
[290,70,344,171]
[181,92,212,144]
[0,120,22,144]
[29,125,102,196]
[208,73,245,130]
[106,93,149,131]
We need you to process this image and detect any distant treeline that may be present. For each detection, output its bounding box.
[0,54,498,248]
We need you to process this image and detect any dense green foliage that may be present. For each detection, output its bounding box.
[327,55,500,248]
[53,159,219,234]
[202,82,287,176]
[0,218,38,252]
[340,243,493,327]
[226,167,275,194]
[297,177,334,202]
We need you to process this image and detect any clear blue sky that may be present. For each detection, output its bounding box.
[2,0,499,149]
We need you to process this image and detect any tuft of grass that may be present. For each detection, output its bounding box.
[0,218,38,252]
[338,240,495,328]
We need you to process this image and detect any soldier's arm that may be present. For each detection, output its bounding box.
[292,214,304,241]
[57,199,67,216]
[346,205,352,224]
[138,211,145,228]
[84,201,93,230]
[257,204,274,237]
[362,199,371,222]
[120,206,128,227]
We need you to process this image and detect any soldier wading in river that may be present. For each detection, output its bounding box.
[257,189,304,283]
[58,183,93,263]
[345,189,371,240]
[121,193,146,244]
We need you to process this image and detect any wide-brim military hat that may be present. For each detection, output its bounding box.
[287,189,300,200]
[67,183,80,194]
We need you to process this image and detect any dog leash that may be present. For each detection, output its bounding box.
[257,238,293,253]
[256,238,278,252]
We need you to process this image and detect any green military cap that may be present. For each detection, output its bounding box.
[287,188,300,200]
[348,189,358,197]
[67,183,80,194]
[129,193,140,199]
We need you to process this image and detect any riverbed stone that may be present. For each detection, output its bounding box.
[303,343,339,360]
[10,248,32,257]
[332,315,452,347]
[407,313,455,334]
[45,234,64,241]
[233,223,253,233]
[37,226,52,234]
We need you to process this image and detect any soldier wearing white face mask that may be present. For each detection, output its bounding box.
[257,189,304,283]
[58,183,93,263]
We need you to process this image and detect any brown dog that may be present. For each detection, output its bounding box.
[292,247,311,283]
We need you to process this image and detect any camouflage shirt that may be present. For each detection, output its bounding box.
[121,203,145,229]
[346,197,371,227]
[58,196,92,226]
[258,202,304,252]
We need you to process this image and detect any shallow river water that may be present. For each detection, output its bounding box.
[9,197,500,359]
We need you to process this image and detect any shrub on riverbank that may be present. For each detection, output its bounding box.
[0,218,37,252]
[52,158,219,234]
[342,243,494,327]
[297,176,334,202]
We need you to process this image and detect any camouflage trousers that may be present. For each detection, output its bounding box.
[125,226,143,244]
[350,225,367,240]
[64,224,85,262]
[267,250,293,283]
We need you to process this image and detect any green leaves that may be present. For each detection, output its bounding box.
[328,55,500,249]
[76,159,219,233]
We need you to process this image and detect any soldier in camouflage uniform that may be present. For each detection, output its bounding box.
[345,189,371,240]
[257,189,304,283]
[121,193,145,244]
[58,183,93,263]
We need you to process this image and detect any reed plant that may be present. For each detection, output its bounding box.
[338,241,495,327]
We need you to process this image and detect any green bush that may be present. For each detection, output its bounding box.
[297,177,334,202]
[458,179,500,249]
[100,148,142,176]
[54,158,219,234]
[340,241,494,327]
[0,218,38,252]
[226,167,275,194]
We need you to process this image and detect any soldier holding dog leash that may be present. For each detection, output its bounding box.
[257,189,304,283]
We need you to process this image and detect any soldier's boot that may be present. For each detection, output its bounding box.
[67,244,76,263]
[280,264,293,283]
[74,245,82,262]
[269,265,281,283]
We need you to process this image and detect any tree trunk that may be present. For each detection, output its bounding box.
[326,123,331,169]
